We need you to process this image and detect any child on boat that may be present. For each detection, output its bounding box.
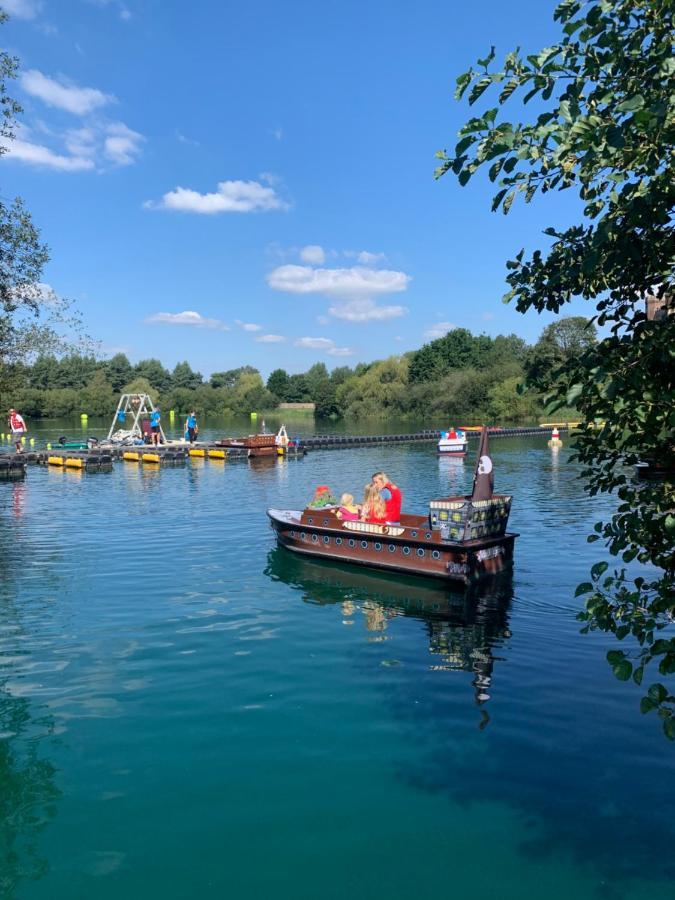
[336,493,360,521]
[360,484,387,524]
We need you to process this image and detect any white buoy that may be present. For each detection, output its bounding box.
[548,426,563,448]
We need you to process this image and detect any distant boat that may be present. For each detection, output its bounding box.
[437,428,468,456]
[268,426,517,585]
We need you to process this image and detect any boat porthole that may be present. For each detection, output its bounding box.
[301,532,306,540]
[349,539,356,548]
[308,517,313,525]
[374,542,382,552]
[388,544,396,553]
[432,550,441,560]
[425,532,432,540]
[323,535,330,545]
[336,537,342,546]
[322,519,329,526]
[360,540,368,549]
[403,546,411,556]
[411,530,418,538]
[417,548,425,558]
[291,530,296,538]
[312,534,319,543]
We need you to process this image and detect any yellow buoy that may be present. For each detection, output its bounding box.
[29,438,35,446]
[208,449,226,459]
[123,451,141,462]
[142,453,161,464]
[65,458,85,469]
[189,448,205,458]
[48,456,66,466]
[46,442,52,450]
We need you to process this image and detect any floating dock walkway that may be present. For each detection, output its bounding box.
[1,425,571,475]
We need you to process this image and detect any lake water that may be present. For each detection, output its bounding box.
[1,422,673,900]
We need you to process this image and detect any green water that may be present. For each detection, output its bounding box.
[1,422,673,899]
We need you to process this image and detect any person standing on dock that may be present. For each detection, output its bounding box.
[185,410,198,444]
[150,407,162,445]
[372,471,402,524]
[8,408,27,453]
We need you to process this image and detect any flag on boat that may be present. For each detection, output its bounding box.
[471,425,493,501]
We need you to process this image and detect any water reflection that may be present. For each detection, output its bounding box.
[265,548,512,714]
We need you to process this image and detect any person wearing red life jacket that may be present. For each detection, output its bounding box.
[372,471,402,523]
[8,408,27,453]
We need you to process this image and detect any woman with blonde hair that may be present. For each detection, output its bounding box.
[360,483,387,524]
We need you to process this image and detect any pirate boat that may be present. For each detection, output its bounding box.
[437,427,468,456]
[267,426,518,585]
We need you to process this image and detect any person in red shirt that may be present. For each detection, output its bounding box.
[8,408,27,453]
[372,471,402,523]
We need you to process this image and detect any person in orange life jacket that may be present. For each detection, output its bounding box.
[8,408,27,453]
[360,483,387,524]
[372,471,402,523]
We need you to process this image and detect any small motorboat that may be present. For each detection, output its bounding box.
[268,426,517,585]
[437,428,468,456]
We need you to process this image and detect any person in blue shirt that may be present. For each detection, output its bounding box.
[184,410,198,444]
[150,408,161,445]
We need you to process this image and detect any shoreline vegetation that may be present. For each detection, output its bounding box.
[0,318,592,425]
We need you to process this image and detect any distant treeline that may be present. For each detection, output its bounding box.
[0,318,595,422]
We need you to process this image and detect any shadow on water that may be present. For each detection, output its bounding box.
[0,488,61,900]
[265,546,513,718]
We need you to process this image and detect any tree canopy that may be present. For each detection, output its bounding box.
[437,0,675,736]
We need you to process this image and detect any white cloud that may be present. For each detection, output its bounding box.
[21,69,114,115]
[176,130,200,147]
[482,312,495,321]
[270,127,283,141]
[3,120,143,171]
[299,245,325,265]
[328,298,407,322]
[294,336,354,357]
[3,135,94,170]
[145,311,230,331]
[103,121,144,165]
[424,321,456,339]
[343,249,388,265]
[235,320,262,332]
[295,337,334,350]
[267,264,410,300]
[146,177,288,214]
[2,0,42,19]
[255,334,286,343]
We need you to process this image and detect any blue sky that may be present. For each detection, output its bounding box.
[2,0,590,377]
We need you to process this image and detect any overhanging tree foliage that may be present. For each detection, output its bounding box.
[436,0,675,736]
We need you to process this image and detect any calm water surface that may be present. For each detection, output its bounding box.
[1,424,673,899]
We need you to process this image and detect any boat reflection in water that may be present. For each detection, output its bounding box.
[265,547,513,713]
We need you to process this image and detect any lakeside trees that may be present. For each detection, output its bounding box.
[0,318,590,422]
[437,0,674,735]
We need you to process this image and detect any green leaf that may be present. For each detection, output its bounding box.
[664,718,675,741]
[640,696,657,714]
[591,561,609,580]
[612,658,632,681]
[575,582,594,597]
[617,95,645,113]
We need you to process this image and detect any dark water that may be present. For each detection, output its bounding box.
[0,423,673,899]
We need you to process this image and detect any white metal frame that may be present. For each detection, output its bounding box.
[107,393,167,443]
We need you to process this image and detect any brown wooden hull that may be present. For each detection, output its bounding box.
[267,508,517,585]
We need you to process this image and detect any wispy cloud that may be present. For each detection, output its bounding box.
[482,312,495,321]
[294,336,354,357]
[2,0,42,20]
[3,134,95,170]
[255,334,286,343]
[344,249,388,265]
[235,320,262,332]
[3,120,143,171]
[270,126,283,141]
[329,298,406,322]
[176,130,200,147]
[424,321,455,339]
[145,311,230,331]
[103,121,143,165]
[299,245,325,265]
[145,176,289,214]
[21,69,114,115]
